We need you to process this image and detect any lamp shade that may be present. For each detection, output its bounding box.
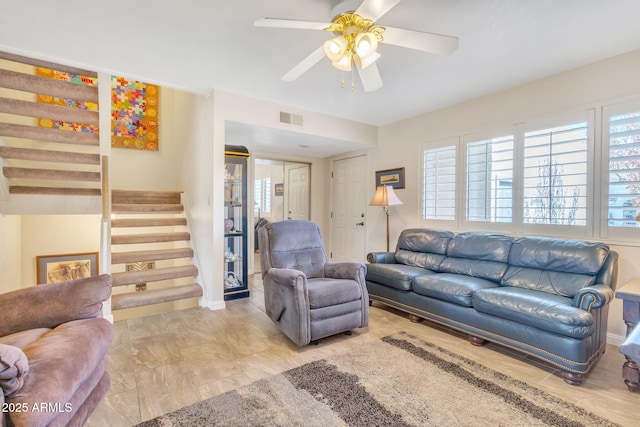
[369,185,403,208]
[323,36,348,62]
[354,32,379,58]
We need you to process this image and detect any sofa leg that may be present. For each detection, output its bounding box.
[468,336,487,346]
[344,330,352,336]
[561,371,584,386]
[409,314,422,323]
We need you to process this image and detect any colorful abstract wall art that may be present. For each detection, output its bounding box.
[35,67,99,134]
[111,76,159,151]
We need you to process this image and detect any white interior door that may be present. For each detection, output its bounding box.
[331,155,367,262]
[285,163,310,220]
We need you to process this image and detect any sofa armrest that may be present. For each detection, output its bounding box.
[324,262,366,284]
[0,274,112,337]
[0,343,28,398]
[572,285,614,311]
[367,252,396,264]
[262,268,310,346]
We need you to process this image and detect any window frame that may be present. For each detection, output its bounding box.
[601,99,640,242]
[518,110,595,239]
[420,136,460,229]
[462,128,516,233]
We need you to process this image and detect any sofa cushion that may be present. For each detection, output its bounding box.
[413,274,499,307]
[502,237,609,298]
[7,317,113,427]
[472,287,594,339]
[439,258,508,283]
[509,237,609,275]
[501,267,596,298]
[446,232,513,262]
[394,228,453,270]
[0,328,51,349]
[308,278,362,309]
[366,263,434,291]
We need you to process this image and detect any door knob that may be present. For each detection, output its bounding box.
[356,221,365,226]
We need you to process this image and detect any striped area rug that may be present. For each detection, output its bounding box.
[137,332,619,427]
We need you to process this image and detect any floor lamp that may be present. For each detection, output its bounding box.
[369,185,403,252]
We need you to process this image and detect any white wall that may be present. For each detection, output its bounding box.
[0,215,22,292]
[359,48,640,343]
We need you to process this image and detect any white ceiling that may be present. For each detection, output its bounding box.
[2,0,640,157]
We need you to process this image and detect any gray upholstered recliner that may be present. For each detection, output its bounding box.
[258,220,369,346]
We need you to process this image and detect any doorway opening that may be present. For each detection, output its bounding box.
[253,158,311,271]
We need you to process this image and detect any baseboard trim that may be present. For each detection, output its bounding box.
[201,298,225,311]
[607,332,625,347]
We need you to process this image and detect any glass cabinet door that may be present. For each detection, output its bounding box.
[224,146,249,300]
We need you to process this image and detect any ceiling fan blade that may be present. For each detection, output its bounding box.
[254,18,331,30]
[354,57,383,92]
[382,26,459,55]
[355,0,403,22]
[282,46,326,82]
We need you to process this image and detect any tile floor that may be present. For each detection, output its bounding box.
[86,275,638,426]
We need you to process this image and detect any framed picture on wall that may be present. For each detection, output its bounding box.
[36,252,99,284]
[375,167,405,189]
[274,183,284,196]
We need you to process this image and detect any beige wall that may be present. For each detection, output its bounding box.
[0,215,101,294]
[110,87,187,191]
[359,48,640,343]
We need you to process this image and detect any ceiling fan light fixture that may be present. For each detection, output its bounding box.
[323,36,348,62]
[331,50,353,71]
[354,31,379,58]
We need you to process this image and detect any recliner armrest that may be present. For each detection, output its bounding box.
[572,285,614,311]
[324,262,366,283]
[0,274,112,337]
[367,252,396,264]
[262,268,311,346]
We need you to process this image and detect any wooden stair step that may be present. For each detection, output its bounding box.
[0,146,100,165]
[3,166,100,182]
[111,217,187,228]
[9,186,101,196]
[112,203,184,213]
[111,283,203,310]
[111,232,190,245]
[112,265,198,287]
[112,247,194,264]
[112,190,182,205]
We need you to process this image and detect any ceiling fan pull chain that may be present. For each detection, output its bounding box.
[351,66,355,92]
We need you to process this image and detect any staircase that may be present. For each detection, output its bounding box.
[110,189,203,311]
[0,51,102,199]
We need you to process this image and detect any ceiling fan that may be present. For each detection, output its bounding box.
[254,0,459,92]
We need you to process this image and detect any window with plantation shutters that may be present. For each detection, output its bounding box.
[422,140,457,221]
[254,177,271,215]
[606,102,640,230]
[466,135,513,223]
[522,122,588,226]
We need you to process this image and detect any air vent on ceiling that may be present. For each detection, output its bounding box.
[279,111,303,127]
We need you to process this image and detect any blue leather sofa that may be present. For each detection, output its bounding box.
[366,229,618,385]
